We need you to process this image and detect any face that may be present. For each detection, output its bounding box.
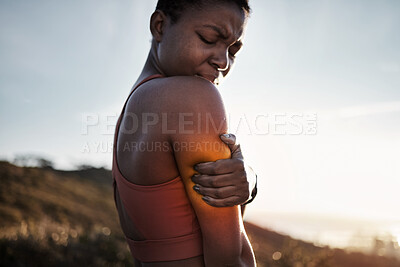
[153,3,246,85]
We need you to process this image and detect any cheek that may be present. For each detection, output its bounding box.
[182,44,204,67]
[159,42,203,75]
[157,27,208,76]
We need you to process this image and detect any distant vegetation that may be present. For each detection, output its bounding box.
[0,161,131,266]
[0,161,399,266]
[12,154,55,169]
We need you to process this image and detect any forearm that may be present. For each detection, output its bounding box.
[203,231,255,266]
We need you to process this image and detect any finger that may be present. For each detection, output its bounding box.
[220,133,243,159]
[209,158,245,173]
[194,158,244,175]
[201,195,242,207]
[192,173,235,187]
[193,184,237,199]
[192,171,247,187]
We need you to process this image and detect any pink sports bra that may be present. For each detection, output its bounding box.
[112,74,203,262]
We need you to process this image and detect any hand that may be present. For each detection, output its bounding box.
[191,133,256,207]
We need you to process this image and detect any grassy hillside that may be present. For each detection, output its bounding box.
[0,161,399,266]
[0,161,131,266]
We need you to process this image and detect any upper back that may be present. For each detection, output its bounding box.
[116,75,223,186]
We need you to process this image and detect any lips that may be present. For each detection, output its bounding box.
[195,73,219,84]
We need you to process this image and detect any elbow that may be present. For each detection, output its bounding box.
[220,253,243,266]
[205,257,242,267]
[204,246,255,267]
[205,258,253,267]
[204,247,241,266]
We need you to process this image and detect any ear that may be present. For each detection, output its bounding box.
[150,10,168,43]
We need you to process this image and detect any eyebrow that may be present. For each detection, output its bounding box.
[202,24,243,47]
[202,24,228,38]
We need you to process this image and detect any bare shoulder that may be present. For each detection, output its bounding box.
[130,76,225,113]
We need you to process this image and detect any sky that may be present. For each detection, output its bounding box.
[1,0,400,248]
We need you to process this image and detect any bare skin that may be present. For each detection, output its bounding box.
[193,133,255,209]
[137,9,257,209]
[115,2,256,266]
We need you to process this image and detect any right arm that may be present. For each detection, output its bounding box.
[191,134,258,213]
[160,76,255,266]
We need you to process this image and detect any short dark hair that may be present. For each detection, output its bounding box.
[156,0,251,24]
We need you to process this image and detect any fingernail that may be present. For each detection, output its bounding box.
[194,165,200,171]
[202,196,209,202]
[221,134,230,138]
[193,185,200,192]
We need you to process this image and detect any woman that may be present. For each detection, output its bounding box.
[112,0,256,265]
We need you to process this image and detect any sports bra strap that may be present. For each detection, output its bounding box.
[114,74,164,152]
[120,74,164,118]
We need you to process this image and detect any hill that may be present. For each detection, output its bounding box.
[0,161,399,266]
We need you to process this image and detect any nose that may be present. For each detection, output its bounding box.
[210,48,229,72]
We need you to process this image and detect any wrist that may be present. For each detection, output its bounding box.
[243,164,258,205]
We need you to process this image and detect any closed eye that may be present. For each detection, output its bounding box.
[198,33,215,45]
